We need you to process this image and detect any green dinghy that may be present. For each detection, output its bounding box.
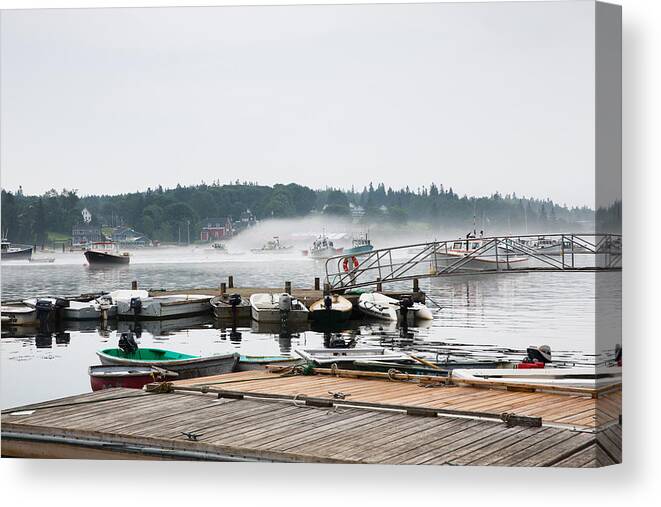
[97,347,239,380]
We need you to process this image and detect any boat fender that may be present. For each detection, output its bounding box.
[324,294,333,311]
[228,293,242,307]
[342,256,359,272]
[279,293,292,312]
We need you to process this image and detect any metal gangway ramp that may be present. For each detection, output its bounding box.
[325,233,622,292]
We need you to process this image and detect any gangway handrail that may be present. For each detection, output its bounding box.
[324,232,622,292]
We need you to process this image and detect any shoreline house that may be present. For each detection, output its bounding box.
[110,227,151,248]
[200,217,234,242]
[72,223,104,247]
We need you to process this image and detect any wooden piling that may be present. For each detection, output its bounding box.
[228,276,234,289]
[413,278,420,292]
[314,277,320,290]
[220,282,226,295]
[376,277,383,292]
[285,281,292,295]
[131,281,138,290]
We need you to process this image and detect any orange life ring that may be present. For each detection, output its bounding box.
[342,256,359,272]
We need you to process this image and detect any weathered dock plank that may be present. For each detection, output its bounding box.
[174,371,621,429]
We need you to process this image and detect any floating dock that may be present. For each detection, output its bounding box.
[1,370,620,466]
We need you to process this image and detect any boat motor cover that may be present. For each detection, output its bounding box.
[279,293,292,311]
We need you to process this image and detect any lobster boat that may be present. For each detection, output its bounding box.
[1,239,32,261]
[84,242,130,265]
[250,237,294,254]
[306,235,344,259]
[89,365,178,391]
[344,233,373,256]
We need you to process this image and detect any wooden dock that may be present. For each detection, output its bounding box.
[149,286,426,309]
[1,371,621,466]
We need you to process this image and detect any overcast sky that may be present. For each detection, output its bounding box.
[1,2,595,207]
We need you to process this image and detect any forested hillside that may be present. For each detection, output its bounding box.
[1,181,595,245]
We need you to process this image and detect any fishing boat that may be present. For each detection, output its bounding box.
[88,365,179,391]
[210,293,251,320]
[236,355,302,371]
[1,239,33,261]
[84,242,130,265]
[295,347,411,366]
[357,293,433,322]
[250,237,294,254]
[344,233,373,256]
[1,303,38,326]
[115,294,213,320]
[305,235,344,259]
[249,293,310,323]
[309,294,352,323]
[350,358,514,376]
[97,346,239,380]
[434,235,528,270]
[23,295,116,320]
[210,242,227,252]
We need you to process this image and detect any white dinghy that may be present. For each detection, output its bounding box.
[249,293,309,324]
[23,295,117,321]
[115,293,213,320]
[357,293,433,322]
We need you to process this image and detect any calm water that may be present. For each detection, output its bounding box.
[1,247,621,408]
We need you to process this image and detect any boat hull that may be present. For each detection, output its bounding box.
[84,251,130,265]
[211,296,252,320]
[97,351,239,380]
[236,356,302,372]
[1,247,33,261]
[434,252,528,270]
[250,307,310,324]
[116,295,213,320]
[344,245,373,256]
[89,365,178,391]
[1,304,38,326]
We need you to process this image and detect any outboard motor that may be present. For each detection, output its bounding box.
[129,297,142,316]
[523,345,552,365]
[118,332,138,355]
[35,299,54,328]
[278,293,292,312]
[324,294,333,312]
[399,297,414,323]
[53,298,70,323]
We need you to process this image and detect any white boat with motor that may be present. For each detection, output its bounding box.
[249,293,310,323]
[115,293,214,320]
[357,293,433,322]
[23,295,117,320]
[295,347,411,365]
[1,302,38,326]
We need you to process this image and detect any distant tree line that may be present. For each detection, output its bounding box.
[1,181,596,245]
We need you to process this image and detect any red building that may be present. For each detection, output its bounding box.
[200,217,234,242]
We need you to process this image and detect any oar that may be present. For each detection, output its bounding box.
[407,353,445,372]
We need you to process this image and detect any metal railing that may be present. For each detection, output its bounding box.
[325,233,622,291]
